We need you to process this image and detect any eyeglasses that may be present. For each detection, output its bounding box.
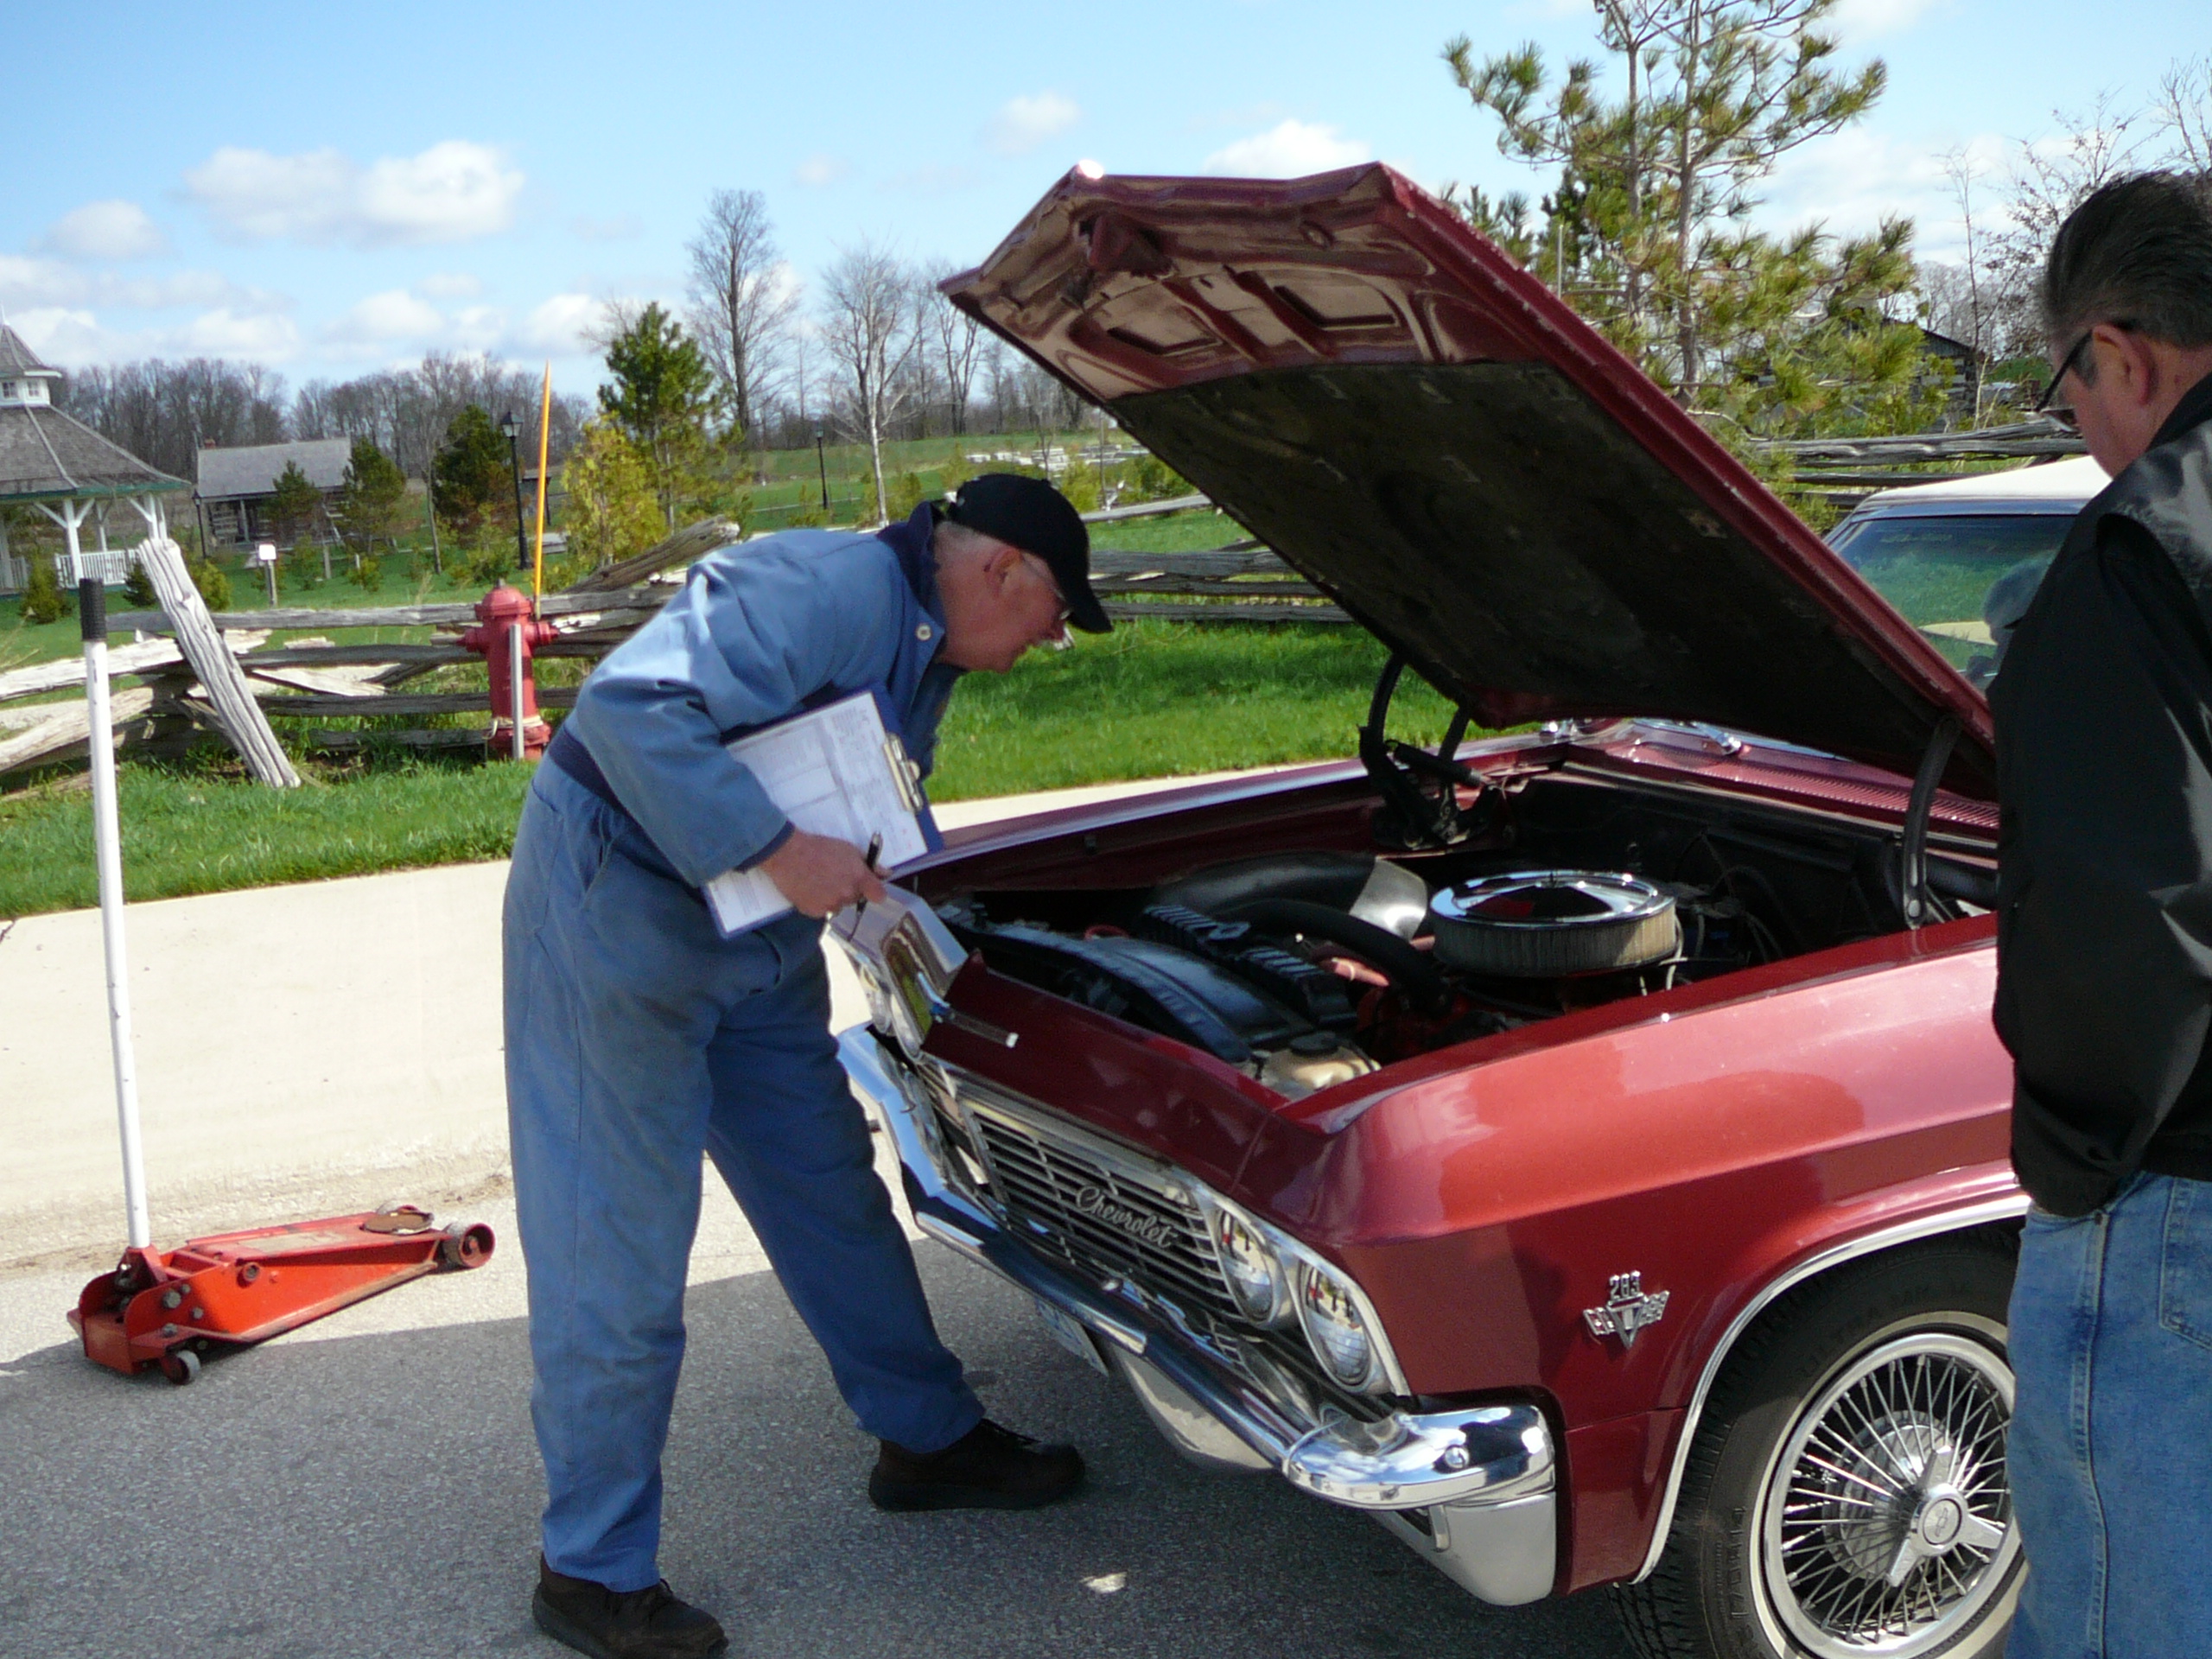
[1021,553,1071,626]
[2034,321,2132,434]
[2032,332,2093,432]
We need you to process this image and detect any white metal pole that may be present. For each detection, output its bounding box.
[508,621,526,760]
[79,579,151,1250]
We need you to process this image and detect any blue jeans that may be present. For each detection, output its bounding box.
[2007,1172,2212,1658]
[504,766,981,1591]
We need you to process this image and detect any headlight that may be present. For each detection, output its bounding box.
[1296,1260,1378,1390]
[1211,1206,1288,1324]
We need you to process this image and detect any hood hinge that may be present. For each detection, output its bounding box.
[1900,716,1963,929]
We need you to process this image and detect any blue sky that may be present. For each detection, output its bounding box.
[5,0,2201,397]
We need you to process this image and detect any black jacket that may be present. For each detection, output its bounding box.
[1993,372,2212,1215]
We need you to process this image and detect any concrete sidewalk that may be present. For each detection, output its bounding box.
[0,766,1301,1266]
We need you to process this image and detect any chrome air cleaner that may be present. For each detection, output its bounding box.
[1428,871,1679,977]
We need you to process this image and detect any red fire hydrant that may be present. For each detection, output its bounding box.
[461,583,556,759]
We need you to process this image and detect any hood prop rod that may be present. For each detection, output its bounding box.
[1900,716,1963,929]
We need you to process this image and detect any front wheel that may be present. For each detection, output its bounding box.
[1616,1237,2021,1659]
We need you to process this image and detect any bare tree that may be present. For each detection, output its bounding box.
[687,190,799,454]
[1936,148,1993,423]
[919,261,987,435]
[1983,91,2148,353]
[2156,54,2212,172]
[59,359,289,479]
[817,243,924,521]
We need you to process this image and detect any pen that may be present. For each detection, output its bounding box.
[855,832,883,917]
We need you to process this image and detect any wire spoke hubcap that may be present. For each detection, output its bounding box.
[1758,1328,2019,1656]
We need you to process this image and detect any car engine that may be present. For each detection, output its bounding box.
[937,849,1791,1097]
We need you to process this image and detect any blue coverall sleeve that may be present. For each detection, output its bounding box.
[563,536,903,887]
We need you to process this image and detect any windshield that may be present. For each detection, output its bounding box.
[1828,511,2075,690]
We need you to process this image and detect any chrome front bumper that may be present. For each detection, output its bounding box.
[839,1027,1559,1606]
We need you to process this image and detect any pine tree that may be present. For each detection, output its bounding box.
[598,302,721,531]
[18,550,70,625]
[432,404,512,539]
[336,437,408,558]
[1444,0,1904,429]
[563,417,664,570]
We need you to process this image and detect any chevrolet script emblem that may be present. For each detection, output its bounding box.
[1584,1272,1670,1349]
[1072,1185,1180,1249]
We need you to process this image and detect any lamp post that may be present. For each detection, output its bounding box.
[814,425,830,514]
[499,410,528,573]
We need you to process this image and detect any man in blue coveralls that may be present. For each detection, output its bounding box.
[505,474,1109,1659]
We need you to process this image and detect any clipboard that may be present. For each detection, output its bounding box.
[702,688,941,938]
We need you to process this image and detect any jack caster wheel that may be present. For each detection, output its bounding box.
[439,1221,495,1270]
[158,1349,200,1387]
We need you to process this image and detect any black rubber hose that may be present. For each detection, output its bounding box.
[1219,898,1452,1015]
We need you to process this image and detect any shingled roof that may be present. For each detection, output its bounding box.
[0,403,187,503]
[196,437,352,500]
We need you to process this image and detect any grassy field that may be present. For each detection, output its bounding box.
[0,618,1453,918]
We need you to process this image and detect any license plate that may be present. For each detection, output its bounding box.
[1034,1296,1109,1376]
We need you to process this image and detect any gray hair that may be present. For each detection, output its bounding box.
[931,517,1005,563]
[2041,172,2212,372]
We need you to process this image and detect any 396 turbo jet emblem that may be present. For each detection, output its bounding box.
[1583,1272,1669,1349]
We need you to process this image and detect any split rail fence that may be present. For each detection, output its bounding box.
[1,499,1344,778]
[9,421,2088,779]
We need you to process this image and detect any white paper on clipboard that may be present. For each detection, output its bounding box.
[702,690,936,938]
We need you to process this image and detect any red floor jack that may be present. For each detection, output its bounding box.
[64,580,496,1385]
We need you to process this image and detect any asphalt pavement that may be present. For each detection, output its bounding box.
[1,1173,1635,1659]
[3,763,1636,1658]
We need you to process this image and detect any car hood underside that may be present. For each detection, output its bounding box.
[944,163,1994,795]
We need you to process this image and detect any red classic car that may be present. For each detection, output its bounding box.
[833,165,2022,1659]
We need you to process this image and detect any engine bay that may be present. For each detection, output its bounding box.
[931,769,1995,1098]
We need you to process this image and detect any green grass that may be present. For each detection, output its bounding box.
[0,751,534,918]
[0,621,1453,918]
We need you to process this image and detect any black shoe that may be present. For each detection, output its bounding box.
[868,1418,1084,1512]
[531,1558,728,1659]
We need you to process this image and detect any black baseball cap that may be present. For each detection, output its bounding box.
[944,473,1111,633]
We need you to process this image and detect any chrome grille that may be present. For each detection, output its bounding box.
[961,1094,1238,1327]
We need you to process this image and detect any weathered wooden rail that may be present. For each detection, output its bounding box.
[3,499,1348,775]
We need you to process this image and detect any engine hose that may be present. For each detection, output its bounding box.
[1219,898,1452,1015]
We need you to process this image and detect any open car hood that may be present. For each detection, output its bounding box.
[944,165,1994,797]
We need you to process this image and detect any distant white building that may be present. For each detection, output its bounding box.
[196,438,352,547]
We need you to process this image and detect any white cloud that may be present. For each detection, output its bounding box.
[16,303,301,365]
[1202,119,1371,178]
[183,141,524,248]
[326,289,447,346]
[793,153,850,188]
[517,293,605,354]
[1761,127,2010,261]
[0,253,266,315]
[986,92,1080,156]
[0,253,90,308]
[9,308,110,362]
[44,200,168,260]
[448,305,509,353]
[416,271,483,299]
[181,308,302,358]
[1829,0,1946,40]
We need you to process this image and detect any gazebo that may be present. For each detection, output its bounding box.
[0,324,187,590]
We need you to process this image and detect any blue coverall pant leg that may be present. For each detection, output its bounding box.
[505,766,982,1592]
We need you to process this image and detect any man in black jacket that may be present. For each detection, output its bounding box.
[1994,173,2212,1659]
